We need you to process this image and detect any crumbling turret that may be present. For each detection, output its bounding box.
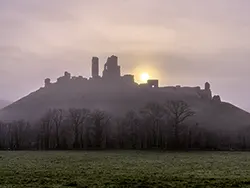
[64,71,71,79]
[92,57,99,78]
[205,82,210,90]
[212,95,221,103]
[198,82,212,100]
[204,82,212,100]
[44,78,51,88]
[57,71,71,83]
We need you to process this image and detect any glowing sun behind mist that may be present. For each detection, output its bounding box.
[140,73,150,83]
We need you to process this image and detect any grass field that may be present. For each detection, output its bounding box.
[1,151,250,187]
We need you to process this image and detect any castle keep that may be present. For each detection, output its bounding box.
[90,55,157,88]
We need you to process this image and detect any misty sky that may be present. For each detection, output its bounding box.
[1,0,250,111]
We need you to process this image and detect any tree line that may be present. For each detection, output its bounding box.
[0,100,248,151]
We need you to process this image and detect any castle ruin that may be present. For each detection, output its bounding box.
[43,55,220,102]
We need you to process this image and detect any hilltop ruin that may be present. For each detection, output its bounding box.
[43,55,219,103]
[3,55,250,131]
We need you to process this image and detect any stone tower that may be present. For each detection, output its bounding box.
[102,55,121,79]
[44,78,51,88]
[92,57,99,78]
[205,82,210,90]
[204,82,212,100]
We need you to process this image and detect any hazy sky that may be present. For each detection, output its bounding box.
[1,0,250,111]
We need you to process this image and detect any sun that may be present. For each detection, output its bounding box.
[140,72,150,83]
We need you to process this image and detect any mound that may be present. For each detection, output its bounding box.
[1,55,249,130]
[0,100,11,110]
[0,81,249,131]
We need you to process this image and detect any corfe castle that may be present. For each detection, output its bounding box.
[43,55,221,103]
[2,55,249,130]
[2,54,250,132]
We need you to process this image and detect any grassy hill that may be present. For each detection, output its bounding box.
[0,81,249,131]
[0,100,11,110]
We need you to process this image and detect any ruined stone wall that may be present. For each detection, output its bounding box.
[198,82,212,100]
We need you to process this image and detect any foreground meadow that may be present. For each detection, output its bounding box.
[0,151,250,187]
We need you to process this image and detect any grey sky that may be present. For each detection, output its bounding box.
[1,0,250,111]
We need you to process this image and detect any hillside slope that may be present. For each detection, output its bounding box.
[0,82,249,131]
[0,100,11,110]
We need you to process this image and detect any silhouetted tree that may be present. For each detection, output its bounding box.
[120,111,141,149]
[6,123,14,150]
[140,102,165,149]
[52,109,64,149]
[0,122,7,149]
[1,101,249,151]
[40,110,55,150]
[69,108,90,149]
[90,110,111,149]
[164,100,195,149]
[12,120,28,150]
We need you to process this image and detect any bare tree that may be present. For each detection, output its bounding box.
[12,120,28,150]
[140,102,165,148]
[127,110,141,149]
[90,110,111,149]
[164,100,195,148]
[40,109,54,150]
[119,111,141,149]
[52,109,64,149]
[0,121,7,149]
[6,123,13,150]
[68,108,90,149]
